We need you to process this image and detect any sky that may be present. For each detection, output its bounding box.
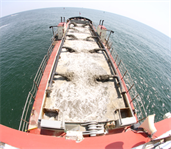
[0,0,170,37]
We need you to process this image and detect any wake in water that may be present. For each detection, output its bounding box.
[0,24,9,29]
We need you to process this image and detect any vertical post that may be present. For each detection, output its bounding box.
[106,31,111,46]
[47,50,50,58]
[63,17,65,22]
[101,20,104,26]
[99,20,101,25]
[127,84,134,93]
[45,56,48,64]
[52,27,54,36]
[61,17,62,22]
[121,70,127,80]
[115,55,118,62]
[131,94,139,103]
[137,117,147,123]
[117,60,121,68]
[33,80,38,89]
[40,66,44,75]
[109,42,113,49]
[22,119,29,123]
[109,48,112,53]
[101,20,104,29]
[111,48,114,55]
[106,30,114,46]
[29,92,35,100]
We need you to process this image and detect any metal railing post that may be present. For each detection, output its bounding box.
[19,42,55,131]
[121,70,127,80]
[131,94,139,103]
[127,84,134,93]
[117,60,121,68]
[115,55,118,62]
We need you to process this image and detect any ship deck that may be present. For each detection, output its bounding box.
[43,23,125,123]
[27,17,137,135]
[4,17,170,149]
[1,117,171,148]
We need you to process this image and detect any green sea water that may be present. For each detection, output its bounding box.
[0,8,171,130]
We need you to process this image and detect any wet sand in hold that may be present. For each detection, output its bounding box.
[43,24,125,122]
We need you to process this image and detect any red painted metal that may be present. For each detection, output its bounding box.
[58,22,65,27]
[28,40,62,133]
[28,21,69,134]
[0,118,170,149]
[99,25,107,30]
[105,46,137,121]
[1,19,170,149]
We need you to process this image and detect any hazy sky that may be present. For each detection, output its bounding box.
[0,0,170,37]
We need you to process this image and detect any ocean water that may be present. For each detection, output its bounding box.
[0,8,170,130]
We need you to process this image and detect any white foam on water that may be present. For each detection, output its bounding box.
[0,24,9,29]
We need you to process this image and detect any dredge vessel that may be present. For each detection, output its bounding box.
[1,17,171,149]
